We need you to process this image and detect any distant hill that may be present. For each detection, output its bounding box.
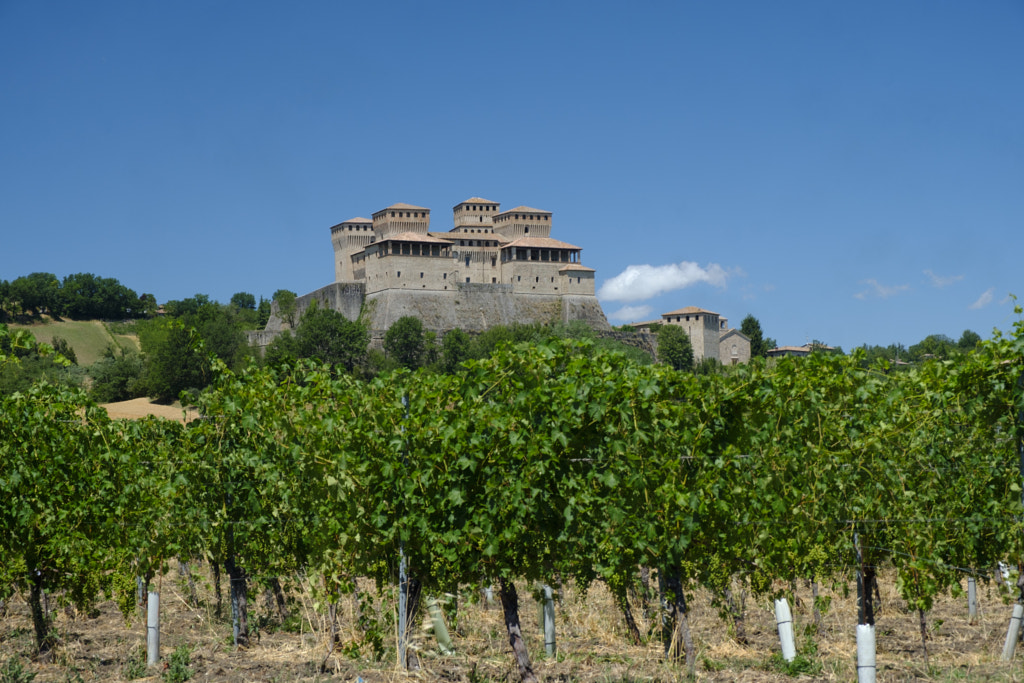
[9,318,139,366]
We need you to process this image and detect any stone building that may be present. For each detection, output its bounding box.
[631,306,751,365]
[263,197,610,336]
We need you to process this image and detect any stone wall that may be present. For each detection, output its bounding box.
[248,282,610,350]
[364,287,610,332]
[262,282,366,333]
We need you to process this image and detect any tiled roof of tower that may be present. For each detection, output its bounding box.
[383,203,430,211]
[379,232,452,244]
[662,306,718,316]
[343,217,372,223]
[503,206,550,214]
[559,263,595,272]
[502,237,580,250]
[457,197,499,205]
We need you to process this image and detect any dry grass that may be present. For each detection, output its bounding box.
[2,565,1024,682]
[10,319,138,367]
[99,398,199,424]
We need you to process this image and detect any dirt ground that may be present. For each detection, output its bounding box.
[2,565,1024,683]
[99,398,199,423]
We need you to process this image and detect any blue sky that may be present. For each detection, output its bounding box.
[2,1,1021,350]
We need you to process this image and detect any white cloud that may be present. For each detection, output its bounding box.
[923,269,963,288]
[598,261,729,302]
[854,279,910,300]
[607,304,654,322]
[970,288,995,309]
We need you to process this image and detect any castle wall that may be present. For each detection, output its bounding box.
[261,282,366,333]
[365,287,610,332]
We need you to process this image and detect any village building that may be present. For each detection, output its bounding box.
[260,198,610,338]
[766,343,836,358]
[631,306,751,365]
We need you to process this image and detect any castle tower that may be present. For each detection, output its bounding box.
[372,203,431,239]
[660,307,721,362]
[330,217,374,281]
[493,206,552,240]
[452,198,500,232]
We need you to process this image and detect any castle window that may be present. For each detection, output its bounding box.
[420,272,424,278]
[525,226,529,233]
[390,212,395,217]
[465,256,470,266]
[492,277,496,283]
[466,277,470,283]
[535,277,539,283]
[517,276,521,282]
[397,271,401,278]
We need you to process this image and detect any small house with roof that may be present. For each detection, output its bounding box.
[632,306,751,365]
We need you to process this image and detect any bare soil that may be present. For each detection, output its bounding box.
[99,398,199,424]
[2,565,1023,682]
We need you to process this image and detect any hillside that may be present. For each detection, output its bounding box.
[9,318,139,366]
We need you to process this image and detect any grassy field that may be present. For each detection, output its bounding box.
[1,565,1023,682]
[9,318,139,366]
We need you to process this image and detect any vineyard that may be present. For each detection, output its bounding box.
[1,313,1024,681]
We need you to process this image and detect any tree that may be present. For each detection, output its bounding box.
[139,322,211,403]
[441,328,472,373]
[200,309,248,370]
[230,292,257,311]
[262,330,299,368]
[10,272,60,317]
[138,293,158,317]
[88,347,145,403]
[294,304,368,371]
[59,273,140,319]
[0,280,10,318]
[656,325,693,372]
[273,289,298,329]
[256,297,272,328]
[740,314,776,358]
[957,329,981,351]
[384,316,427,369]
[908,334,955,361]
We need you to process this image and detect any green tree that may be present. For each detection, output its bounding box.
[908,334,955,361]
[272,289,298,328]
[10,272,60,317]
[139,322,211,403]
[384,316,427,369]
[0,279,11,318]
[138,293,158,317]
[957,329,981,351]
[59,273,140,319]
[255,297,272,328]
[740,314,776,358]
[88,348,145,403]
[440,328,472,373]
[294,305,368,371]
[230,292,257,311]
[262,330,299,368]
[656,324,693,372]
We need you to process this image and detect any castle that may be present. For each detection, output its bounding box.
[260,198,610,337]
